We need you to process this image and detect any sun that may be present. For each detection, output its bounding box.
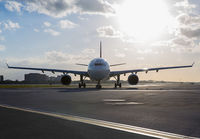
[116,0,174,41]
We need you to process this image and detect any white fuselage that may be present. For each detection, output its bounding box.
[88,58,110,81]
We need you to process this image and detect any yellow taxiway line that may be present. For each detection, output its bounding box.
[0,104,198,139]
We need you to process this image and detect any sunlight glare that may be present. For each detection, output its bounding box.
[117,0,174,41]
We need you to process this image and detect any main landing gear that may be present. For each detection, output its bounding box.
[96,81,102,89]
[114,75,122,88]
[78,75,86,88]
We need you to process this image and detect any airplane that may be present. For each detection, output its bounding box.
[7,42,194,89]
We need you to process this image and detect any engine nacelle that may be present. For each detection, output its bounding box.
[61,75,71,85]
[128,74,139,85]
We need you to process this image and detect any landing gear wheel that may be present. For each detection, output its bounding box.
[79,83,86,88]
[96,85,102,89]
[114,83,122,88]
[114,75,122,88]
[79,75,86,88]
[114,83,117,88]
[119,83,122,88]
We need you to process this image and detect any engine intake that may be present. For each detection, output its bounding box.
[128,74,139,85]
[61,75,71,85]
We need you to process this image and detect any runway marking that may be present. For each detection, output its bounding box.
[105,102,143,105]
[0,104,198,139]
[102,99,126,102]
[99,89,200,92]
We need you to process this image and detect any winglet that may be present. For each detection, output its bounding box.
[100,41,102,58]
[192,62,195,67]
[6,63,10,68]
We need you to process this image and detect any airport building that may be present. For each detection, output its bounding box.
[24,73,49,83]
[0,75,3,82]
[49,75,62,84]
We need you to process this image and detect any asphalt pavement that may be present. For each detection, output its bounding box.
[0,83,199,139]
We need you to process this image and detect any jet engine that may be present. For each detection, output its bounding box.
[61,75,71,85]
[128,74,139,85]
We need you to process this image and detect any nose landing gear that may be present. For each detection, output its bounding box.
[96,81,102,89]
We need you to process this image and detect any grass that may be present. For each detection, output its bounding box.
[0,84,76,88]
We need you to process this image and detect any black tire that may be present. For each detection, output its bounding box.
[114,83,117,88]
[96,85,102,89]
[119,83,122,88]
[79,83,81,88]
[83,83,86,88]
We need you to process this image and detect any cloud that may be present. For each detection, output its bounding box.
[43,21,51,27]
[44,29,60,36]
[177,14,200,25]
[82,48,95,54]
[162,1,200,53]
[137,49,159,54]
[174,0,196,12]
[169,36,195,52]
[24,0,76,18]
[97,26,121,38]
[0,36,5,41]
[115,53,125,58]
[7,49,96,67]
[45,49,95,63]
[76,0,115,15]
[4,20,20,30]
[59,19,77,29]
[175,13,200,39]
[0,45,5,51]
[180,27,200,39]
[45,51,72,62]
[114,49,125,58]
[136,57,145,61]
[18,0,115,18]
[171,36,194,47]
[33,28,39,32]
[5,1,23,12]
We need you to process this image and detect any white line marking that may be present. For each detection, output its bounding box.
[0,104,198,139]
[105,102,143,105]
[99,89,200,92]
[102,99,126,102]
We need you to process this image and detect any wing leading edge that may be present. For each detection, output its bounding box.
[7,64,88,77]
[109,63,194,77]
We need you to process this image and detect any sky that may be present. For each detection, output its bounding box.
[0,0,200,82]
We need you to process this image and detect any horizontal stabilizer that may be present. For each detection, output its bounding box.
[76,63,88,66]
[110,63,126,67]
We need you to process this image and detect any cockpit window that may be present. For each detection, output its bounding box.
[94,63,103,66]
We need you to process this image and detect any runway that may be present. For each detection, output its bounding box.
[0,83,200,139]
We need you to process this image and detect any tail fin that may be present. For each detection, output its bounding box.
[100,41,102,58]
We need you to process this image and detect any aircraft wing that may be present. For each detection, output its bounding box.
[7,64,89,77]
[109,63,194,77]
